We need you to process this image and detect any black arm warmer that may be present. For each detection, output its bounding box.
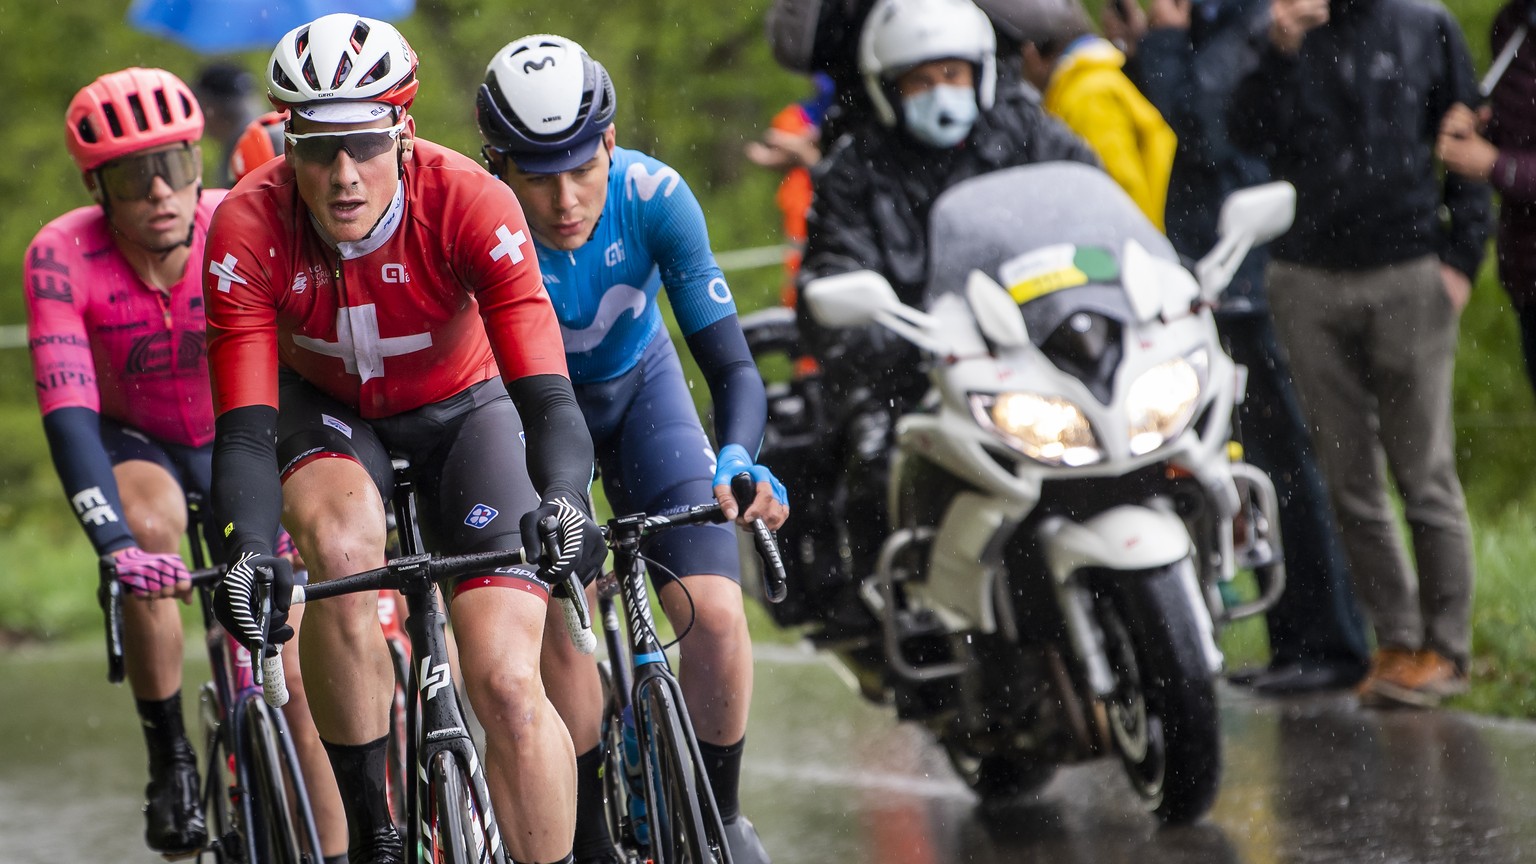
[684,317,767,457]
[41,407,135,555]
[211,405,283,559]
[507,374,597,504]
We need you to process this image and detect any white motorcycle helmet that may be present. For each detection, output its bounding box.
[267,13,419,121]
[859,0,998,128]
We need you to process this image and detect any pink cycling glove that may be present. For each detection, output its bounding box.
[114,546,191,598]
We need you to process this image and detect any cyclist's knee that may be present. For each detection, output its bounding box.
[671,577,749,649]
[466,660,547,736]
[305,591,383,643]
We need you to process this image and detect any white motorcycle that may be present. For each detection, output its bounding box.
[748,163,1296,823]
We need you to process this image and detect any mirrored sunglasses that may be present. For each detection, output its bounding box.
[285,122,406,165]
[98,146,201,201]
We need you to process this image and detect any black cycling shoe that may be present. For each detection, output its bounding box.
[143,742,206,858]
[349,825,405,864]
[723,815,771,864]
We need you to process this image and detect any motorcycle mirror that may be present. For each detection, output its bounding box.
[965,270,1028,348]
[802,269,901,329]
[1196,181,1297,301]
[1217,181,1296,247]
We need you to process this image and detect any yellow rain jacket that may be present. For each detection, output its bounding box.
[1043,36,1177,231]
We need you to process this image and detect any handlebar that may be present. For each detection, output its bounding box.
[265,538,597,706]
[99,557,223,685]
[602,474,788,604]
[730,474,788,604]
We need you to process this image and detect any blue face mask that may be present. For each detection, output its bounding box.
[901,84,978,149]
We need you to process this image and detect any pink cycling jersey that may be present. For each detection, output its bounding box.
[24,190,225,446]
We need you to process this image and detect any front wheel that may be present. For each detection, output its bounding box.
[635,677,729,864]
[237,695,312,864]
[427,751,477,864]
[943,744,1056,803]
[1093,559,1220,824]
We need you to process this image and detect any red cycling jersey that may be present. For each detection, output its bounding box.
[24,190,226,447]
[203,140,567,419]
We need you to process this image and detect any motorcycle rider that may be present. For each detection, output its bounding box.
[798,0,1099,632]
[474,34,789,863]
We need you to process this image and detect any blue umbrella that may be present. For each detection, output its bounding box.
[128,0,415,54]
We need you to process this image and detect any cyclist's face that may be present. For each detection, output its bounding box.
[98,143,202,254]
[500,128,615,253]
[288,114,414,245]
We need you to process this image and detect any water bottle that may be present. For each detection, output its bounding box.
[620,705,649,846]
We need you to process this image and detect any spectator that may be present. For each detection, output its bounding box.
[1229,0,1492,707]
[1437,0,1536,398]
[192,61,261,187]
[983,0,1176,229]
[799,0,1099,630]
[745,73,835,304]
[1103,0,1371,695]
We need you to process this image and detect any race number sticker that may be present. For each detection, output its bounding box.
[998,244,1119,304]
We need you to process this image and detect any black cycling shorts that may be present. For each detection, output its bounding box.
[275,371,546,595]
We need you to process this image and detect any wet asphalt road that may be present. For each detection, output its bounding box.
[4,639,1536,863]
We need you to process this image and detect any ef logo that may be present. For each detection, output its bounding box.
[381,263,409,283]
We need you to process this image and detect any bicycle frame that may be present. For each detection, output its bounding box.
[388,467,507,864]
[599,504,736,864]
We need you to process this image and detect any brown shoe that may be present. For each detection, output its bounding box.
[1369,650,1468,709]
[1355,647,1416,705]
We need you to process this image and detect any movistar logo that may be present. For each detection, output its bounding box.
[523,56,555,73]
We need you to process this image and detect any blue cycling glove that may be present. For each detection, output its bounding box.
[712,443,788,505]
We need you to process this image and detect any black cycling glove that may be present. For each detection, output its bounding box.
[520,494,605,587]
[214,550,295,655]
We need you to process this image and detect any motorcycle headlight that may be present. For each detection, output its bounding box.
[1126,350,1208,455]
[969,392,1103,466]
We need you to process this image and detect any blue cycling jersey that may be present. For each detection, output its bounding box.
[534,146,737,384]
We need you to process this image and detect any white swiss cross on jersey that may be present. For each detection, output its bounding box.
[490,225,529,265]
[292,303,433,383]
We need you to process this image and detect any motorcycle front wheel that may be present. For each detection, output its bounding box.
[1093,559,1220,824]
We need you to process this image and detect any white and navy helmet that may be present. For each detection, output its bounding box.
[476,34,617,174]
[859,0,998,127]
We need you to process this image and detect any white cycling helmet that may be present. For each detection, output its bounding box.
[859,0,998,127]
[476,34,617,174]
[268,13,419,122]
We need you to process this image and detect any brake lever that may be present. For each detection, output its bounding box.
[731,473,788,604]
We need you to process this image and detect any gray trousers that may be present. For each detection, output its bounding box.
[1267,255,1474,666]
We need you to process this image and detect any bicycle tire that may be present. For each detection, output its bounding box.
[598,662,636,853]
[635,678,729,864]
[427,750,481,864]
[197,683,237,863]
[238,694,306,864]
[386,636,412,827]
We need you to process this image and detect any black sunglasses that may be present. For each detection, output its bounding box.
[97,145,200,201]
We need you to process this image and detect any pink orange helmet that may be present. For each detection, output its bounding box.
[65,67,204,172]
[229,110,288,183]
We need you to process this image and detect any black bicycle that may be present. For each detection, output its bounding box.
[598,475,786,864]
[100,500,323,864]
[257,460,594,864]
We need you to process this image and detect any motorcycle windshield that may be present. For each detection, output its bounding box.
[924,163,1178,342]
